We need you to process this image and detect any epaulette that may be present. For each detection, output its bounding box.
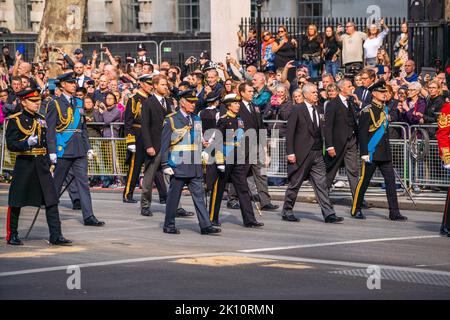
[361,105,371,113]
[36,112,45,119]
[165,112,176,118]
[7,112,22,120]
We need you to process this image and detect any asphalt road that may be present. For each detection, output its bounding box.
[0,189,449,300]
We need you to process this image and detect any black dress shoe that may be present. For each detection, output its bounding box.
[176,208,194,217]
[352,210,366,220]
[141,207,153,216]
[261,203,279,211]
[244,221,264,228]
[160,199,167,204]
[50,236,73,246]
[201,226,221,235]
[84,215,105,226]
[72,200,81,210]
[227,202,240,209]
[211,220,222,227]
[123,198,137,203]
[163,227,180,234]
[389,213,407,221]
[7,234,23,245]
[440,227,450,237]
[325,214,344,223]
[282,213,300,222]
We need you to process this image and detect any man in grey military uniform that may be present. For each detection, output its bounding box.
[46,72,105,227]
[160,89,221,235]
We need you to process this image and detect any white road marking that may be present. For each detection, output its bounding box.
[238,235,441,253]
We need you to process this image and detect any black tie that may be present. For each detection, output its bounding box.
[70,97,76,108]
[312,106,318,130]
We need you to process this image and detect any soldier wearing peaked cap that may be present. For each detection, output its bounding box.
[5,89,72,246]
[46,72,105,227]
[351,80,407,221]
[208,94,264,228]
[160,89,221,235]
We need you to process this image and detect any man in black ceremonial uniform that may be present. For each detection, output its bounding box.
[351,80,407,221]
[5,89,72,246]
[208,94,264,228]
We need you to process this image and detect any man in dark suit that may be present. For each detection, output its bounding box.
[282,83,344,224]
[324,78,359,198]
[73,62,91,89]
[354,68,376,109]
[227,82,279,211]
[140,75,172,216]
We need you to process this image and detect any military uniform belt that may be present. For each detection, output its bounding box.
[17,147,47,156]
[64,129,82,133]
[170,144,198,152]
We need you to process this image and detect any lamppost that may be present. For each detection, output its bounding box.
[256,0,263,71]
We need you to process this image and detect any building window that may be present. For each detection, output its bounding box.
[178,0,200,33]
[298,0,322,24]
[251,0,256,19]
[14,0,32,31]
[121,0,140,33]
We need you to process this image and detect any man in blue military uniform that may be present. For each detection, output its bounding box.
[46,72,105,227]
[5,89,72,245]
[351,80,407,221]
[208,94,264,228]
[160,89,221,235]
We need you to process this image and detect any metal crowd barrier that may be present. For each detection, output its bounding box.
[1,121,448,187]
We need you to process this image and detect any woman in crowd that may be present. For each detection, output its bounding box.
[376,47,391,67]
[263,84,293,186]
[292,88,304,105]
[394,22,409,77]
[272,25,297,82]
[322,26,341,78]
[300,24,323,78]
[238,27,258,67]
[363,19,389,67]
[261,30,276,72]
[398,82,426,126]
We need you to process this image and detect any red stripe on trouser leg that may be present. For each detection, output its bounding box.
[6,206,11,241]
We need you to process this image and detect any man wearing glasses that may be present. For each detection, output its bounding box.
[336,22,367,74]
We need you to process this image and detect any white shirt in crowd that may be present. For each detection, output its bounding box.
[363,29,389,59]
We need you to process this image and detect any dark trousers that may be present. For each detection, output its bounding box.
[326,136,359,197]
[7,205,62,241]
[351,160,399,215]
[123,149,145,200]
[164,175,211,229]
[283,150,335,219]
[53,157,94,220]
[209,164,258,225]
[442,188,450,229]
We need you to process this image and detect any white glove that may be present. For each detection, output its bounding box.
[127,144,136,153]
[201,151,209,164]
[27,134,38,147]
[217,165,225,172]
[163,167,174,176]
[444,163,450,170]
[87,149,96,160]
[361,155,370,163]
[49,153,57,164]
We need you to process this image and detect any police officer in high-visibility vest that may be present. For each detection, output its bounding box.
[5,89,72,245]
[209,94,264,228]
[351,80,407,221]
[123,74,155,203]
[160,89,221,235]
